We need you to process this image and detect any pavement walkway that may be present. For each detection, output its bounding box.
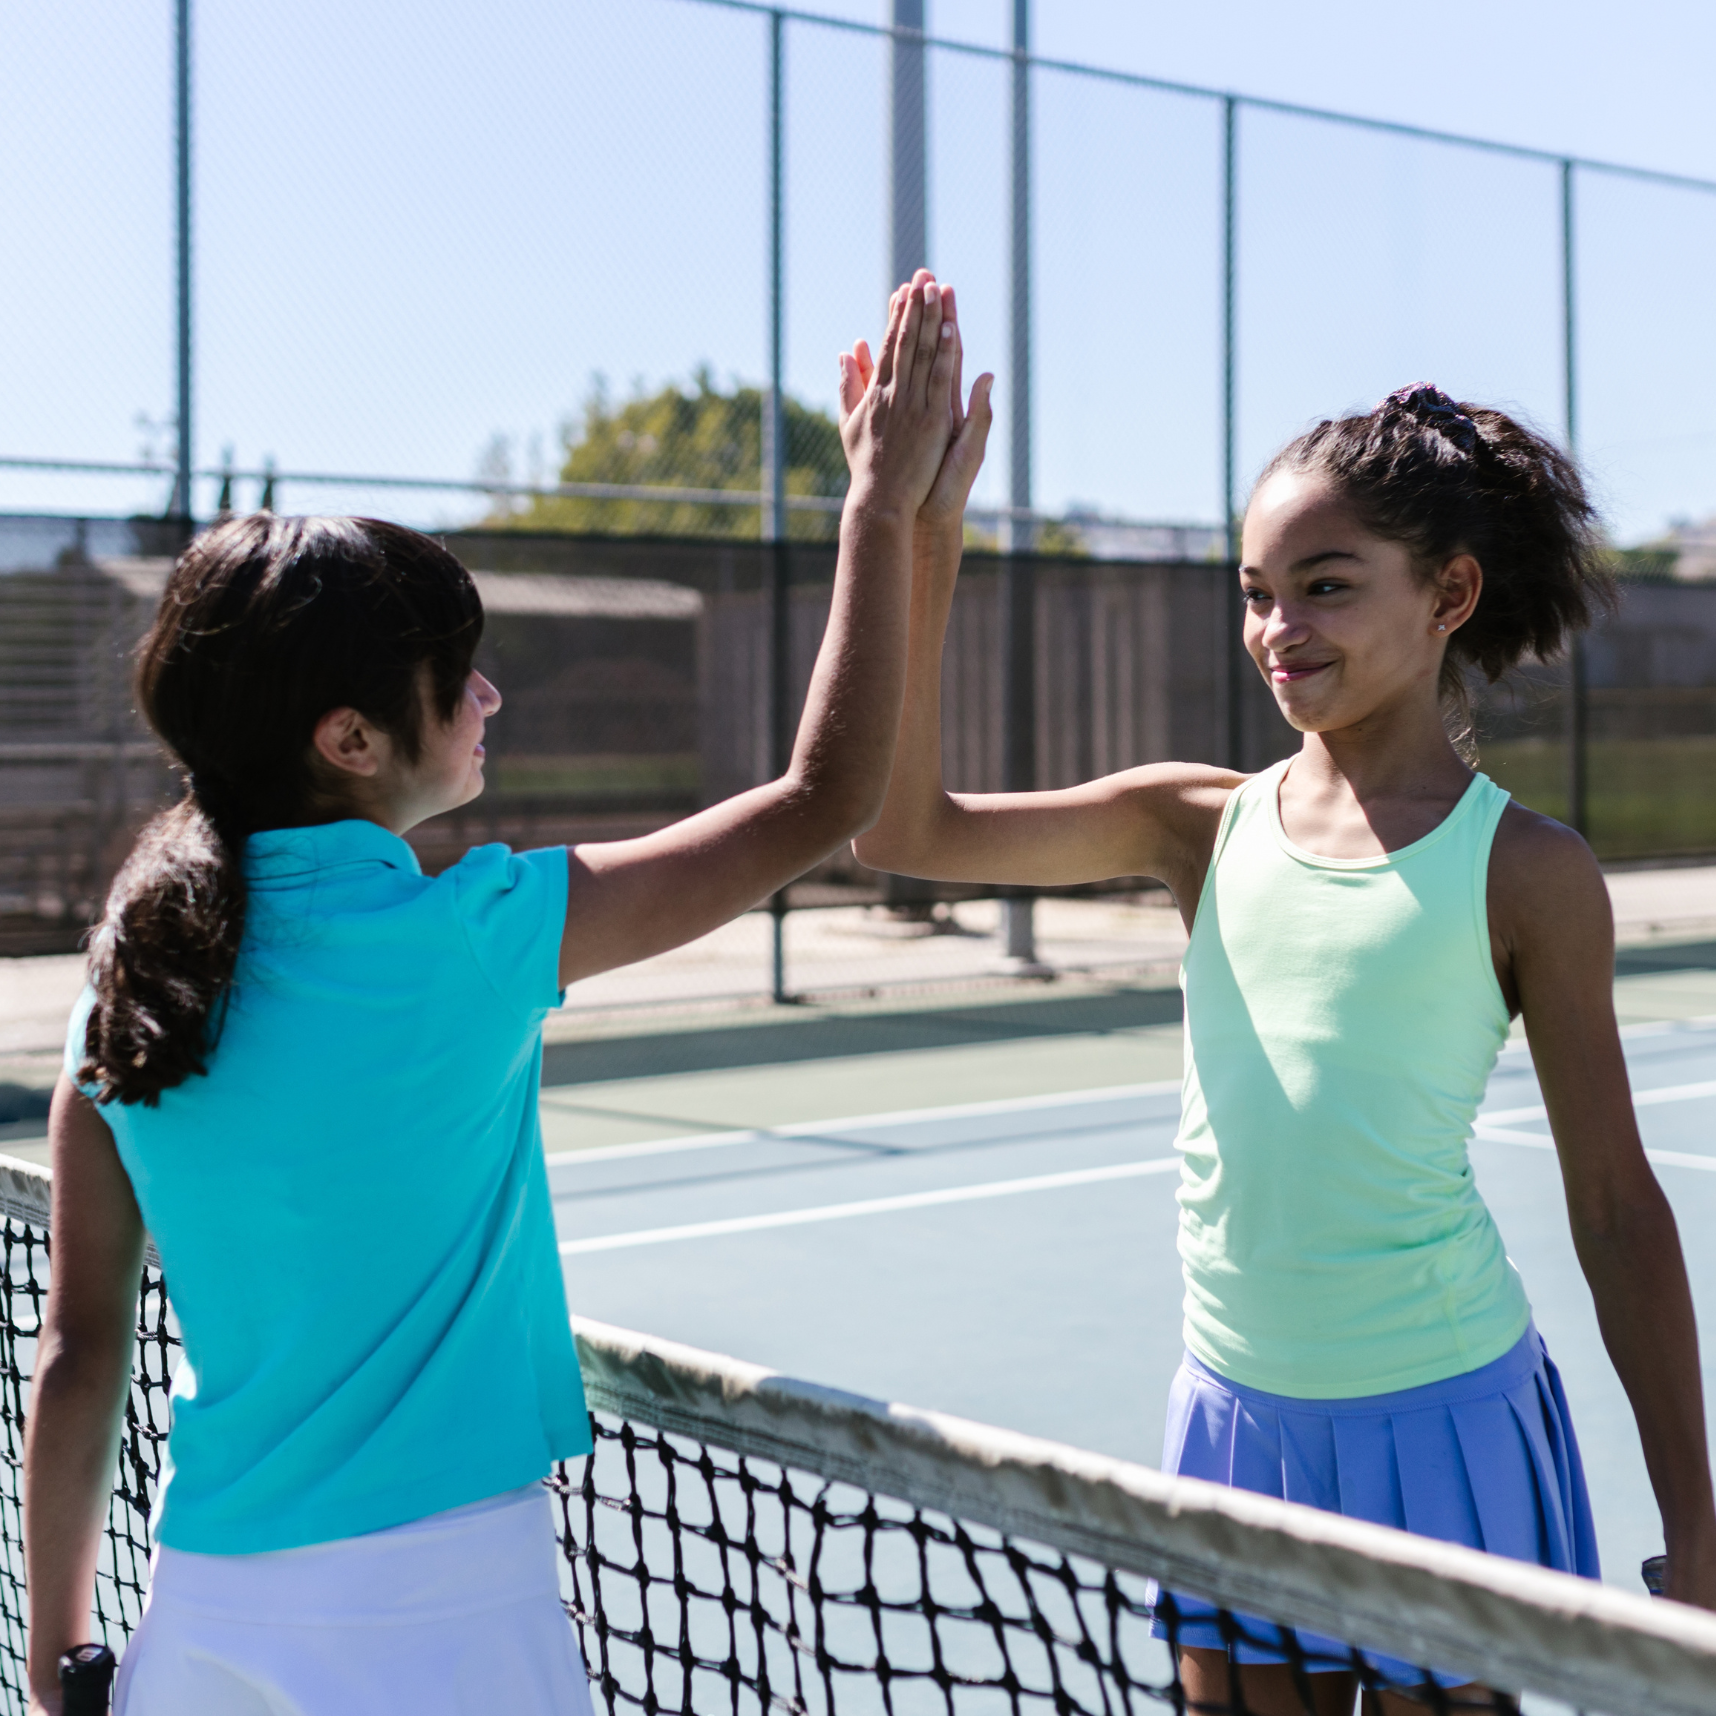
[7,862,1716,1163]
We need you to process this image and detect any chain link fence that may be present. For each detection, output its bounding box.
[6,1,1716,1003]
[4,515,1715,1009]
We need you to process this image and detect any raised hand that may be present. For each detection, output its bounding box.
[840,273,992,536]
[836,272,960,518]
[916,284,993,532]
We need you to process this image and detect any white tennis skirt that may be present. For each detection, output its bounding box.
[115,1484,595,1716]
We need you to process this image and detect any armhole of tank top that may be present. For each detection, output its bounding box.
[1472,780,1512,1023]
[1188,769,1262,940]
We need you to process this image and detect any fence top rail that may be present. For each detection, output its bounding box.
[681,0,1716,195]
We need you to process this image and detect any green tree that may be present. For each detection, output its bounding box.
[487,369,847,540]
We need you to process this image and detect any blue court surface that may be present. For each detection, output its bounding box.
[552,1015,1716,1597]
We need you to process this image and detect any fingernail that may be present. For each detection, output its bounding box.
[941,323,953,339]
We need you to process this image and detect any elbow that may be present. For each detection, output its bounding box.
[34,1325,131,1407]
[780,771,890,855]
[852,824,907,871]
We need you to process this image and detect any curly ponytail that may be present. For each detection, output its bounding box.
[81,515,482,1106]
[1257,384,1614,714]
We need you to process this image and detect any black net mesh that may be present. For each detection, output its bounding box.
[549,1416,1520,1716]
[0,1214,174,1712]
[0,1197,1561,1716]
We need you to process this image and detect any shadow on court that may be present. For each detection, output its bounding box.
[541,983,1186,1087]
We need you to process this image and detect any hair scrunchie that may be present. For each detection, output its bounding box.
[1379,383,1481,455]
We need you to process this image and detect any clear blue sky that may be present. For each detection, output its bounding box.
[4,0,1715,540]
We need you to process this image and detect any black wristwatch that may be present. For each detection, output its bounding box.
[58,1643,117,1715]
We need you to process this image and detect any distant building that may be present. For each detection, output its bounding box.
[1661,517,1716,581]
[1060,510,1226,563]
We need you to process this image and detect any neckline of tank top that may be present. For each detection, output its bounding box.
[1262,758,1491,873]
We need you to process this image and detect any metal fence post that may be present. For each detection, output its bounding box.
[1561,157,1588,839]
[171,0,194,527]
[999,0,1043,972]
[765,9,792,1003]
[1222,94,1244,774]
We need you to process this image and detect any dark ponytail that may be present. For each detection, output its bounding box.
[1257,384,1614,725]
[82,515,482,1106]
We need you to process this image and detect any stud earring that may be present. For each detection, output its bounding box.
[1437,624,1446,632]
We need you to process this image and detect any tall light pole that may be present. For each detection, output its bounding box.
[889,0,927,292]
[881,0,940,920]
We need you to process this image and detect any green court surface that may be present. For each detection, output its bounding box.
[533,940,1716,1157]
[536,981,1186,1153]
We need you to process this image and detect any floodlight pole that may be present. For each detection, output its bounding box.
[889,0,927,291]
[1000,0,1042,971]
[171,0,193,527]
[1222,94,1242,772]
[765,9,792,1003]
[878,0,942,922]
[1561,158,1588,838]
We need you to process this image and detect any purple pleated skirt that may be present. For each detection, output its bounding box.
[1149,1323,1600,1684]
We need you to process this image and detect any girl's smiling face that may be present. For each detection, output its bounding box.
[1239,469,1480,735]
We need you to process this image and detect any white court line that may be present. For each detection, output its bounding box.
[1473,1125,1716,1173]
[1481,1075,1716,1129]
[544,1078,1183,1169]
[557,1156,1183,1255]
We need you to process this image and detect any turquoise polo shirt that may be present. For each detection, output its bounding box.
[65,819,590,1554]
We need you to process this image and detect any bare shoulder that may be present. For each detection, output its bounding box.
[1104,760,1246,810]
[1489,800,1612,959]
[1080,761,1247,894]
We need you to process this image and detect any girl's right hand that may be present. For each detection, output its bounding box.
[841,276,993,540]
[836,275,960,520]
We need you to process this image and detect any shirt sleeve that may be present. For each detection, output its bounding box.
[448,844,569,1017]
[63,983,98,1090]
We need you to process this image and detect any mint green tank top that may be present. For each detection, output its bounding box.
[1174,759,1531,1398]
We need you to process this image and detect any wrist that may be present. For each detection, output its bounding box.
[841,480,913,533]
[912,515,963,556]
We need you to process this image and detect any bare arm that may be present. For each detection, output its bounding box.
[847,301,1238,911]
[1494,808,1716,1607]
[853,513,1237,903]
[25,1077,144,1715]
[558,278,964,987]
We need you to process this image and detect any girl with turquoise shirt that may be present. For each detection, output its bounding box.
[24,277,994,1716]
[852,362,1716,1710]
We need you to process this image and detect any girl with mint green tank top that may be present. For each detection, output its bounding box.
[860,379,1716,1701]
[1177,762,1527,1398]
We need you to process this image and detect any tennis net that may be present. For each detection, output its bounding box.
[2,1154,1716,1716]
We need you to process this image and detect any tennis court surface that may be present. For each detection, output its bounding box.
[6,912,1716,1710]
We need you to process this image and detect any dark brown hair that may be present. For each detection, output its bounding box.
[82,515,482,1106]
[1256,384,1613,712]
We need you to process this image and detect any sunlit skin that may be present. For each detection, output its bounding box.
[1240,469,1483,862]
[26,275,982,1716]
[308,668,502,835]
[856,400,1716,1708]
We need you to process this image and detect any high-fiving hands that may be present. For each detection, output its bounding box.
[838,270,993,533]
